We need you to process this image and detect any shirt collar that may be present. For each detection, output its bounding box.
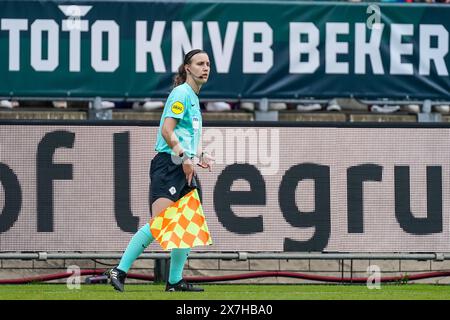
[184,82,198,97]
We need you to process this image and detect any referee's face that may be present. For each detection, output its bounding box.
[188,53,210,85]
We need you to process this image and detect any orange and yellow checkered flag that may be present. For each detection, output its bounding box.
[149,189,212,250]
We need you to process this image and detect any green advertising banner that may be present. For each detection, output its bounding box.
[0,1,448,100]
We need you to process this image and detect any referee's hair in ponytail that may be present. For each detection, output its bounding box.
[173,64,187,88]
[172,49,206,88]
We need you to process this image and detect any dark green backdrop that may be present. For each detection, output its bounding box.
[0,1,448,99]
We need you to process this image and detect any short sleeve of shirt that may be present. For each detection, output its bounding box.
[163,87,188,120]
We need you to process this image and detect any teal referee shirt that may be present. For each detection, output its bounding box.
[155,82,202,158]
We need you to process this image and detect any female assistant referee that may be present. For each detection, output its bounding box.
[109,49,214,292]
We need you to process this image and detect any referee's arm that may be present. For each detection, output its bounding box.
[161,117,195,184]
[161,117,184,156]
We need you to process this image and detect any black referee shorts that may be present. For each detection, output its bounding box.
[149,152,201,214]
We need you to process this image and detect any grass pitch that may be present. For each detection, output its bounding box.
[1,283,450,300]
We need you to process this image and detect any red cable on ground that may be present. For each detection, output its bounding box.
[1,270,450,285]
[0,270,156,284]
[185,271,450,283]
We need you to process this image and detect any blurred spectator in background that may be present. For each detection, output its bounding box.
[133,100,164,111]
[434,104,450,113]
[371,102,450,114]
[53,101,67,108]
[132,100,239,112]
[0,100,19,108]
[206,101,232,112]
[296,102,322,112]
[53,100,115,109]
[296,98,368,112]
[268,102,288,111]
[95,100,115,109]
[370,104,401,113]
[238,101,287,112]
[402,104,421,113]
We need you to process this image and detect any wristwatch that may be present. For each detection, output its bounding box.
[179,152,190,163]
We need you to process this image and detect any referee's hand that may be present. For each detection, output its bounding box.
[197,152,215,172]
[182,158,195,186]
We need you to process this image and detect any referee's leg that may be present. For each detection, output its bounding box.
[153,197,203,292]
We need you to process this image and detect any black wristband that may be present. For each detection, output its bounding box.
[179,152,190,163]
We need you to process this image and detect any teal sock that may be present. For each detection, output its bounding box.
[117,223,154,273]
[168,248,191,284]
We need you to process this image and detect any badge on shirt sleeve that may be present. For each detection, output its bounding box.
[192,117,200,130]
[171,101,184,114]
